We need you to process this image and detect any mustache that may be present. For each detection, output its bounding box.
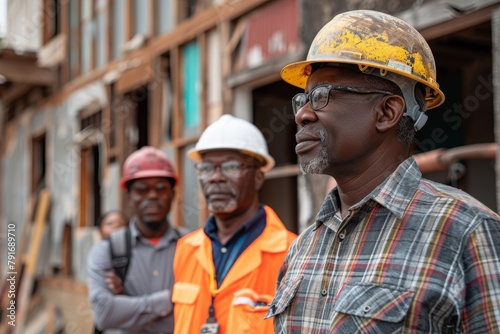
[139,200,164,210]
[203,184,237,197]
[297,125,326,143]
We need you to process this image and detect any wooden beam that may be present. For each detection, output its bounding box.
[0,84,32,105]
[221,20,232,115]
[59,0,69,84]
[42,0,271,105]
[148,0,156,37]
[0,58,57,86]
[199,32,208,130]
[171,47,181,140]
[115,59,153,94]
[420,4,499,41]
[125,0,133,41]
[60,223,72,276]
[149,0,271,56]
[148,57,163,147]
[15,189,51,334]
[0,194,35,331]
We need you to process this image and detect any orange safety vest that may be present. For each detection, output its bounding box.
[172,206,296,334]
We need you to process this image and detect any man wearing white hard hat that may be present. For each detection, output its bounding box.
[172,115,296,334]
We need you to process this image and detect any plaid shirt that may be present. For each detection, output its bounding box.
[267,158,500,333]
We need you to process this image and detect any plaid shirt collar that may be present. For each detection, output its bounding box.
[315,157,421,229]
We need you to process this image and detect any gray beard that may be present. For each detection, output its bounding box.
[299,130,329,175]
[300,147,328,174]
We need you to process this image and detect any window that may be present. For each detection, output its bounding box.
[112,0,126,59]
[81,0,93,74]
[182,42,201,137]
[68,0,80,79]
[31,133,47,192]
[95,0,108,68]
[156,0,174,35]
[79,110,103,227]
[42,0,61,44]
[133,0,148,35]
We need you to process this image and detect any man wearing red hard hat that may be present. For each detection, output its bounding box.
[88,146,184,334]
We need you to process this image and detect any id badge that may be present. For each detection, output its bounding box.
[200,322,220,334]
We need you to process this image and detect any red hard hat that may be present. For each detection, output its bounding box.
[119,146,178,191]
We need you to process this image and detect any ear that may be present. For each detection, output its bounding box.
[375,95,406,133]
[254,170,265,191]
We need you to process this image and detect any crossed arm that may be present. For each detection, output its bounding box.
[86,240,172,331]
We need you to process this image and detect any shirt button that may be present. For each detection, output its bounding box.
[363,305,371,313]
[339,233,345,241]
[321,289,327,296]
[160,311,168,316]
[153,270,159,276]
[221,247,227,253]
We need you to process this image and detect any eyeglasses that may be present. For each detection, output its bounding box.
[131,182,172,196]
[292,84,395,115]
[195,160,257,179]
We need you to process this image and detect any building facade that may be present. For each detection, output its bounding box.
[1,0,500,331]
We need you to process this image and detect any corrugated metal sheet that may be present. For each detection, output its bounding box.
[243,0,300,69]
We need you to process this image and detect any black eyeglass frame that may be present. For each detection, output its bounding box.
[194,160,258,179]
[292,84,395,115]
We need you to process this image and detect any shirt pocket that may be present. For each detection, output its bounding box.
[172,282,200,305]
[265,275,302,318]
[227,288,274,334]
[332,282,414,331]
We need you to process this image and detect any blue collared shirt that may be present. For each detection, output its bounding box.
[204,205,266,285]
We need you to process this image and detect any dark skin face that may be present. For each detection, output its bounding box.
[198,150,264,244]
[294,66,406,217]
[128,177,175,238]
[100,212,127,238]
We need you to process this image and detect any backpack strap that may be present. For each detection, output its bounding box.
[108,227,132,283]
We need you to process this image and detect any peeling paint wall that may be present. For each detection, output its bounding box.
[102,162,121,213]
[5,0,41,52]
[2,119,30,264]
[49,81,108,266]
[0,80,109,273]
[49,103,78,266]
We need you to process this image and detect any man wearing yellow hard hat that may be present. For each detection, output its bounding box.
[265,10,500,333]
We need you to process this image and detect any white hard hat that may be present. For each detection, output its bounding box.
[187,114,276,172]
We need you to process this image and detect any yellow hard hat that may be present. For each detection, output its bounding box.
[281,10,445,110]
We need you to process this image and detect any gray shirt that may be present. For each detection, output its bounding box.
[87,217,180,334]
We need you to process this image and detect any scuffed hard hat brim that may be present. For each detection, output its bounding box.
[280,59,445,110]
[187,147,276,173]
[119,170,178,191]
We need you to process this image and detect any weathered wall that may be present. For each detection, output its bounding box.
[0,80,111,275]
[300,0,419,50]
[51,81,108,268]
[2,116,30,268]
[5,0,41,52]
